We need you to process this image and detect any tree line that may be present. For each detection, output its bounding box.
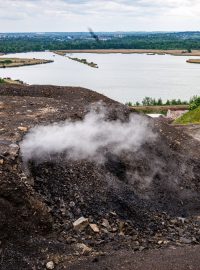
[1,32,200,53]
[126,96,200,110]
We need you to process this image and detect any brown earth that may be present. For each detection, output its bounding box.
[69,245,200,270]
[0,57,53,68]
[129,105,189,113]
[187,59,200,64]
[53,49,200,56]
[0,84,200,269]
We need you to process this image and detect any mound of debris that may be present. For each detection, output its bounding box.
[0,84,200,269]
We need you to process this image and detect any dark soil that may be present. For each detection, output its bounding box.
[0,84,200,269]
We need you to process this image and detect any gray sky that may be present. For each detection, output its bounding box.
[0,0,199,32]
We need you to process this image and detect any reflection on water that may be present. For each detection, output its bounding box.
[0,51,200,103]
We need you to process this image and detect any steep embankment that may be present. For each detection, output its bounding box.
[174,106,200,124]
[1,84,200,269]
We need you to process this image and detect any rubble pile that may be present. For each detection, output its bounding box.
[0,84,200,269]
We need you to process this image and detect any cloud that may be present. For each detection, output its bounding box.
[0,0,199,31]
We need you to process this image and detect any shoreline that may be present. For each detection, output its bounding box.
[0,57,53,68]
[186,59,200,64]
[52,49,200,56]
[129,105,189,111]
[67,56,98,68]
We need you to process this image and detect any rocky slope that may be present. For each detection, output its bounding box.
[0,84,200,269]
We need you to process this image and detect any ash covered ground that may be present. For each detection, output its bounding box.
[0,84,200,269]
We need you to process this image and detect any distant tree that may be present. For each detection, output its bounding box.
[0,78,5,83]
[157,98,163,106]
[189,96,200,110]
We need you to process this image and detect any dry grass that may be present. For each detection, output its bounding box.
[186,59,200,64]
[129,105,189,113]
[53,49,200,56]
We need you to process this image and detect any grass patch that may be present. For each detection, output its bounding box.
[68,56,98,68]
[174,106,200,124]
[0,78,5,83]
[0,59,12,65]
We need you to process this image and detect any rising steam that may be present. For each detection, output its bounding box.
[20,106,156,163]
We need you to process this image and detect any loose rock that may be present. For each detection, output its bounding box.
[73,217,89,231]
[46,261,54,269]
[89,223,100,233]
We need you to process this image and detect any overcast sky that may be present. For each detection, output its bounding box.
[0,0,199,32]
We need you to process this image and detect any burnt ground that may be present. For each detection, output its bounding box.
[174,124,200,142]
[0,84,200,269]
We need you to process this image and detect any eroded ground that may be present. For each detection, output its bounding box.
[0,84,200,269]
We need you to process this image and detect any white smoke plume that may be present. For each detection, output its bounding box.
[20,107,156,163]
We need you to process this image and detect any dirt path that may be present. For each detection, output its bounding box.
[69,245,200,270]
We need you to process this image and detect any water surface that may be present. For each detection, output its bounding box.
[0,52,199,103]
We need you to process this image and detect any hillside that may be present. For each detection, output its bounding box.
[174,106,200,124]
[1,84,200,269]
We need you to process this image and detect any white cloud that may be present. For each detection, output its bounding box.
[0,0,199,31]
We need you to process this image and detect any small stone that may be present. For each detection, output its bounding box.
[102,219,110,229]
[46,261,54,269]
[66,236,77,244]
[69,201,75,207]
[76,243,92,255]
[9,143,19,157]
[112,227,117,232]
[180,237,192,244]
[0,159,4,165]
[73,217,89,231]
[110,211,117,216]
[132,235,137,241]
[18,126,28,132]
[101,228,109,234]
[177,217,186,224]
[158,240,163,245]
[119,221,125,231]
[170,219,177,224]
[89,223,100,233]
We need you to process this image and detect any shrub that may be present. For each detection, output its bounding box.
[189,96,200,110]
[0,59,12,65]
[0,78,5,83]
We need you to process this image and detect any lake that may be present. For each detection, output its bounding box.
[0,51,200,103]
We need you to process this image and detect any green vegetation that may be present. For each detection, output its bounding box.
[126,97,189,107]
[173,96,200,124]
[0,59,12,65]
[0,77,24,85]
[127,97,200,120]
[189,96,200,110]
[0,78,5,83]
[1,32,200,53]
[174,106,200,124]
[68,57,98,68]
